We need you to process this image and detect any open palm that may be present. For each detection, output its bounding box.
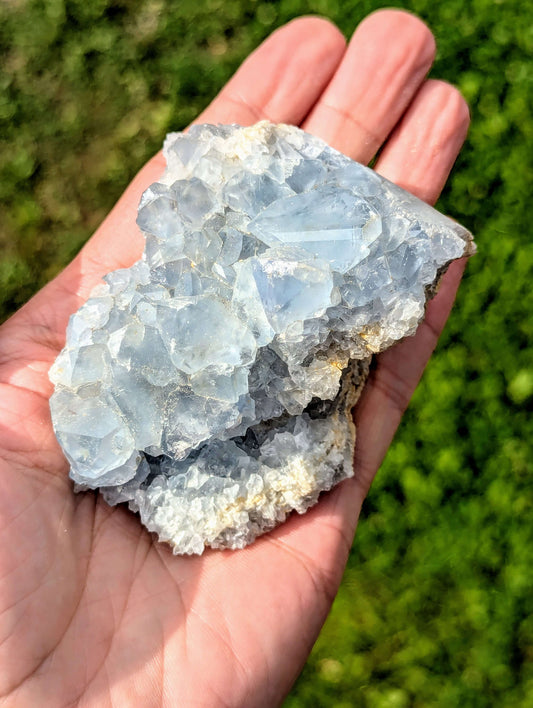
[0,11,470,707]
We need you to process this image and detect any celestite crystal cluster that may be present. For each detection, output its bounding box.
[49,122,474,554]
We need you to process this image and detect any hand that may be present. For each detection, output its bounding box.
[0,11,469,706]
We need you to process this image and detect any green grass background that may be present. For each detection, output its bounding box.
[1,0,531,705]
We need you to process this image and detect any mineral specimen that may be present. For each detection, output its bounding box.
[49,122,474,554]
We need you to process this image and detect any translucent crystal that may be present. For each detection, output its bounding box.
[49,122,474,554]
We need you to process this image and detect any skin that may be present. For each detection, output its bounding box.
[0,10,470,707]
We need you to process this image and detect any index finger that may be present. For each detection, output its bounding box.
[7,18,346,357]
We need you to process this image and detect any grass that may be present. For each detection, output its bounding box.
[1,0,532,704]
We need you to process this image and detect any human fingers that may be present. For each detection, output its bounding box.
[303,9,436,163]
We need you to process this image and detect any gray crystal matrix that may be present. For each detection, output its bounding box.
[49,122,474,555]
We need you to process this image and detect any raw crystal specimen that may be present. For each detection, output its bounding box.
[49,122,474,555]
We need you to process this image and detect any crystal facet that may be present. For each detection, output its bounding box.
[49,122,474,554]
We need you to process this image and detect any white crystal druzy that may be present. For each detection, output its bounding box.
[49,122,474,554]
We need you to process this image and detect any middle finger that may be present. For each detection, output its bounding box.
[303,9,436,164]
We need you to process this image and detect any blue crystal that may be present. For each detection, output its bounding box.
[49,122,474,554]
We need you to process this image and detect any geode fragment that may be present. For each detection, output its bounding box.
[49,122,474,554]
